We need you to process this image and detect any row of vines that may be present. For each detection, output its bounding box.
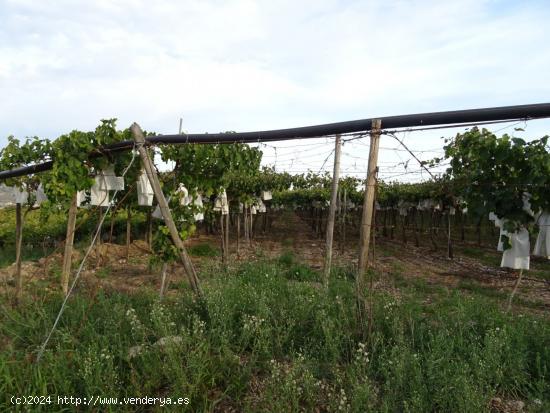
[1,122,549,306]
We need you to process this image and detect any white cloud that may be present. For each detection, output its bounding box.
[1,0,550,179]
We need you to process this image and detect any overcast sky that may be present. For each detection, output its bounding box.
[1,0,550,181]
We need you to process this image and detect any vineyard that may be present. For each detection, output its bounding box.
[1,107,550,412]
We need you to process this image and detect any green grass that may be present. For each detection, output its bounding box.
[187,242,219,257]
[529,257,550,281]
[457,279,549,311]
[458,279,508,300]
[277,250,295,267]
[0,244,55,268]
[459,246,550,281]
[1,260,549,412]
[460,246,502,267]
[95,266,112,279]
[277,251,319,282]
[460,246,486,258]
[281,238,294,247]
[0,207,149,267]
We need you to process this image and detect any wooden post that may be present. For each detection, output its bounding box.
[96,207,103,268]
[225,210,229,258]
[250,211,254,241]
[61,194,78,295]
[220,213,226,264]
[15,203,23,301]
[159,262,168,299]
[412,209,420,247]
[447,212,453,259]
[131,123,202,297]
[247,205,250,243]
[323,135,342,287]
[371,185,379,262]
[507,269,524,312]
[430,211,438,250]
[237,211,241,255]
[109,206,117,243]
[315,208,320,237]
[243,205,247,244]
[126,206,132,260]
[460,210,466,242]
[357,120,381,298]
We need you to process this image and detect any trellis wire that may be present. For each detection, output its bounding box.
[36,145,140,363]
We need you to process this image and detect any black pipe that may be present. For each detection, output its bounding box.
[152,102,550,143]
[1,102,550,180]
[1,160,54,178]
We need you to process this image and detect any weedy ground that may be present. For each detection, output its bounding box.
[1,209,550,412]
[1,255,549,412]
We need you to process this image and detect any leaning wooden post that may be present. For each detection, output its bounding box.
[61,194,78,295]
[357,120,382,304]
[131,123,202,298]
[96,207,103,269]
[323,134,342,287]
[507,269,524,312]
[14,202,23,301]
[159,262,168,300]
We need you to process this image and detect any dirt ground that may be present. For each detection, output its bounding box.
[1,210,549,315]
[238,211,550,312]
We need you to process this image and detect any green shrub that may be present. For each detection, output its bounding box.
[277,250,295,267]
[187,243,219,257]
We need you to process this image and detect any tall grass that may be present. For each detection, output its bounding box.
[1,258,549,412]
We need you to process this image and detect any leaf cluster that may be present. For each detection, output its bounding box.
[440,127,550,229]
[0,135,52,207]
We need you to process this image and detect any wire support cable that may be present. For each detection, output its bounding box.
[36,145,140,363]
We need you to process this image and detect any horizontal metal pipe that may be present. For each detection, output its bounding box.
[153,102,550,143]
[1,160,54,179]
[1,102,550,180]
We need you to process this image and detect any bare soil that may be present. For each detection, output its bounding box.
[1,211,549,315]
